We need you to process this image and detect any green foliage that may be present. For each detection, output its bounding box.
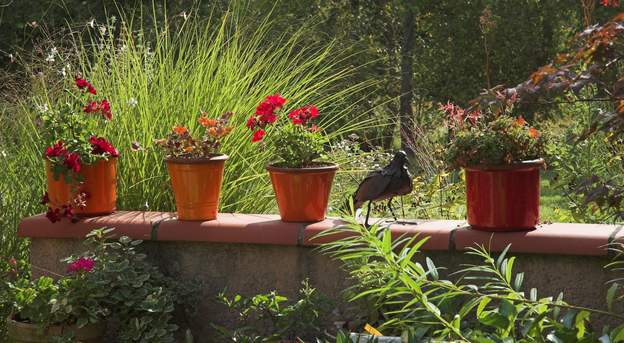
[75,228,199,342]
[318,218,624,342]
[272,123,326,168]
[2,228,198,342]
[213,279,333,342]
[446,115,545,169]
[545,110,624,222]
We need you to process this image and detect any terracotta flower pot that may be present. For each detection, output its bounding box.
[267,163,338,222]
[46,158,117,216]
[6,316,105,343]
[166,155,228,221]
[465,159,544,232]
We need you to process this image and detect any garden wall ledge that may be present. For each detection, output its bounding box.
[18,211,623,257]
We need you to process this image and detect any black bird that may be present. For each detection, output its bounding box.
[352,150,413,226]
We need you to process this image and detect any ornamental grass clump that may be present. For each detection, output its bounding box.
[441,96,545,169]
[246,94,326,168]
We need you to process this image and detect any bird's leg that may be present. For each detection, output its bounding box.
[364,201,372,227]
[401,196,406,218]
[387,198,398,221]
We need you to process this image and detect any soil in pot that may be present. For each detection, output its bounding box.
[465,159,543,232]
[267,162,338,222]
[6,316,105,343]
[46,158,117,216]
[166,155,228,221]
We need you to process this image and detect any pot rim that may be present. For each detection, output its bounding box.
[266,162,338,173]
[165,154,229,164]
[464,158,545,171]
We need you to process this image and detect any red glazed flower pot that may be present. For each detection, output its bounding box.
[465,159,544,232]
[267,163,338,222]
[46,158,117,216]
[166,155,228,221]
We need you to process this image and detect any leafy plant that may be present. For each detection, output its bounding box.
[318,217,624,342]
[212,279,333,342]
[72,228,199,342]
[3,254,107,339]
[442,100,545,169]
[246,94,327,168]
[2,228,199,342]
[154,112,234,159]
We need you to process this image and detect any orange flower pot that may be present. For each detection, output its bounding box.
[267,163,338,222]
[46,158,117,216]
[166,155,228,221]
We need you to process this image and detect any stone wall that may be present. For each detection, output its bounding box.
[19,212,624,342]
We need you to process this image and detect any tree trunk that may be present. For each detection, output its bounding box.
[399,5,415,154]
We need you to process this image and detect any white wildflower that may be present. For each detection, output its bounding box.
[45,47,58,63]
[127,98,138,107]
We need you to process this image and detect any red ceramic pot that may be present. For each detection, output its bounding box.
[267,163,338,222]
[465,159,544,232]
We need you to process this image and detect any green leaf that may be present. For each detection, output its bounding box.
[514,272,524,291]
[477,297,492,317]
[505,257,515,284]
[425,257,439,280]
[607,283,619,312]
[497,245,511,269]
[479,311,510,329]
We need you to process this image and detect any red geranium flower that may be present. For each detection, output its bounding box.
[259,112,277,124]
[89,136,119,157]
[84,101,100,113]
[40,192,50,205]
[63,153,81,173]
[46,207,61,223]
[288,105,319,125]
[254,94,286,122]
[246,116,258,130]
[265,94,286,108]
[45,141,67,158]
[61,205,74,219]
[75,76,97,95]
[252,129,266,142]
[99,99,112,120]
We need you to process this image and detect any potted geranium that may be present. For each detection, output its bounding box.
[155,112,233,221]
[246,94,337,222]
[442,98,545,232]
[40,75,119,222]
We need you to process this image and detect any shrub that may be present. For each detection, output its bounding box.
[318,218,624,341]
